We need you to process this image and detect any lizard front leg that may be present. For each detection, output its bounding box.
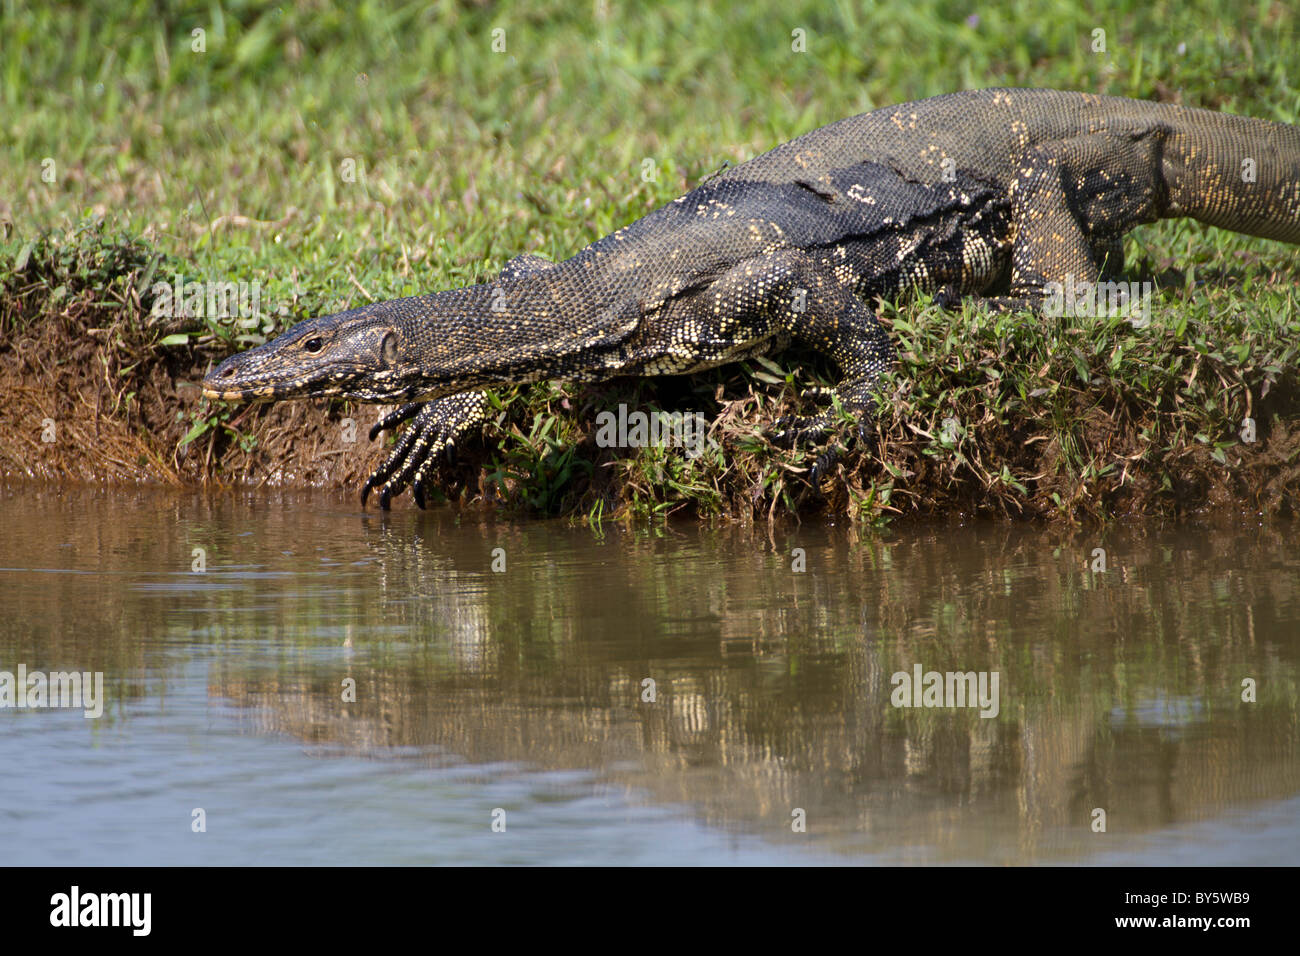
[775,255,896,479]
[661,248,895,480]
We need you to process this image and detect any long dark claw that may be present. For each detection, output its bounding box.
[360,475,378,507]
[369,402,424,442]
[361,419,425,506]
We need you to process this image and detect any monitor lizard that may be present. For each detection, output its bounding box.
[202,88,1300,508]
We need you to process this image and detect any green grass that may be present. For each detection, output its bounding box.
[2,0,1299,522]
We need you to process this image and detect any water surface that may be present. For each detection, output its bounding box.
[1,484,1297,864]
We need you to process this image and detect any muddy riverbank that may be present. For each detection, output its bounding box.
[3,229,1298,521]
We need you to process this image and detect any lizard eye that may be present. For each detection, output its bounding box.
[303,337,324,354]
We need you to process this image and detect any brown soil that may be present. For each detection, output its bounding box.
[0,311,387,500]
[3,305,1299,521]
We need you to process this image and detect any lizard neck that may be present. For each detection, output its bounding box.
[392,268,633,399]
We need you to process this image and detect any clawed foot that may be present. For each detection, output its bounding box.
[767,391,876,485]
[803,420,875,484]
[768,385,838,447]
[361,391,490,510]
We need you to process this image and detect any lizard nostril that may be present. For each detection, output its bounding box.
[219,366,235,378]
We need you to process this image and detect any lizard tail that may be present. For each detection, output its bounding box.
[1160,108,1300,245]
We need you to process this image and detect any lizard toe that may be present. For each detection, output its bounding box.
[369,402,424,443]
[410,454,443,510]
[362,419,426,506]
[808,445,843,485]
[769,413,833,447]
[799,386,835,404]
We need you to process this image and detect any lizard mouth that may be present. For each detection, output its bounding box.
[201,379,342,401]
[201,360,427,403]
[200,358,351,402]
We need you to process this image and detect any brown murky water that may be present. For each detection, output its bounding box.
[1,483,1297,864]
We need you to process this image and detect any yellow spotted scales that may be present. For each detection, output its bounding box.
[203,89,1300,509]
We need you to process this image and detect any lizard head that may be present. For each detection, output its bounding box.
[203,280,588,406]
[202,305,424,403]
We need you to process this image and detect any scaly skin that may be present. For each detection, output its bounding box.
[202,88,1300,508]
